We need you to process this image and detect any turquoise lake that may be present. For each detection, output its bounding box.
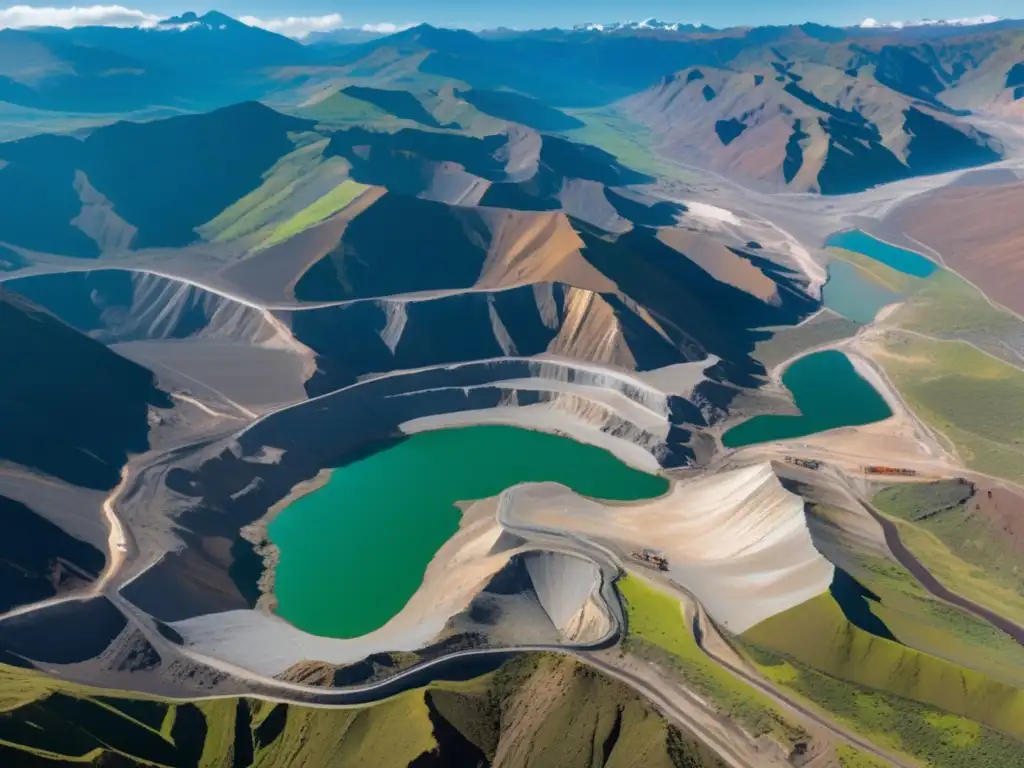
[821,260,901,324]
[269,425,668,639]
[825,229,937,278]
[722,350,893,447]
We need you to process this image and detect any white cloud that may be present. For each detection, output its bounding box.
[0,4,159,29]
[239,13,343,39]
[858,15,1001,29]
[361,22,415,34]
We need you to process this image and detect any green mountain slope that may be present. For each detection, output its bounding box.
[0,656,725,768]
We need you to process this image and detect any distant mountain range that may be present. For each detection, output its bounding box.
[571,15,1009,35]
[2,9,1022,191]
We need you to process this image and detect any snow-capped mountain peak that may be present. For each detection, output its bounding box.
[858,15,1001,30]
[156,11,237,32]
[574,18,705,33]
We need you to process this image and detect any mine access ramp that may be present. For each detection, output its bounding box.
[631,549,669,571]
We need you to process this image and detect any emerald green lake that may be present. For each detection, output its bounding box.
[722,351,892,448]
[269,425,668,639]
[822,260,901,324]
[825,229,937,278]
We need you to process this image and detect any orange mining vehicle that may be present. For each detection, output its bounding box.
[863,465,918,476]
[631,549,669,571]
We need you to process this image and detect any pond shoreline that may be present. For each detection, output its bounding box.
[721,350,893,448]
[240,468,333,615]
[268,424,668,640]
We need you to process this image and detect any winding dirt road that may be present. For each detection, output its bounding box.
[849,482,1024,647]
[688,602,918,768]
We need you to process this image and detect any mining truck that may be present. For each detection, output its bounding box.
[631,549,669,571]
[863,466,918,476]
[784,456,823,470]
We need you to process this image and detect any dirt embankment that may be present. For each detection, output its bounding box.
[970,480,1024,555]
[239,468,333,612]
[887,181,1024,315]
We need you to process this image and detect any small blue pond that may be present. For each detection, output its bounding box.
[824,229,938,278]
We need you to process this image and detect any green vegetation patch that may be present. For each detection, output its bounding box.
[341,86,443,128]
[618,575,808,749]
[843,543,1024,688]
[198,138,339,244]
[873,480,974,521]
[873,332,1024,484]
[835,743,892,768]
[259,179,370,249]
[298,90,392,125]
[742,592,1024,740]
[742,642,1024,768]
[561,107,698,183]
[194,700,235,768]
[252,691,437,767]
[0,654,726,768]
[891,269,1021,344]
[752,312,860,369]
[872,482,1024,623]
[429,654,725,768]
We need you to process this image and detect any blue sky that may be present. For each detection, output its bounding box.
[196,1,1018,30]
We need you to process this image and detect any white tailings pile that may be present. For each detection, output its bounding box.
[397,354,694,472]
[523,551,605,640]
[502,463,833,632]
[683,201,742,227]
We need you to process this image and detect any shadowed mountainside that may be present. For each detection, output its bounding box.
[0,654,726,768]
[0,102,313,254]
[0,495,106,614]
[0,288,171,489]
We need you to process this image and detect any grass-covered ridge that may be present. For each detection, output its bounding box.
[741,640,1024,768]
[835,535,1024,688]
[259,179,370,249]
[871,482,1024,627]
[198,136,339,243]
[617,574,809,750]
[835,743,892,767]
[0,655,726,767]
[742,592,1024,748]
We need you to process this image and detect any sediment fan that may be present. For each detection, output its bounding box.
[1,12,1023,767]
